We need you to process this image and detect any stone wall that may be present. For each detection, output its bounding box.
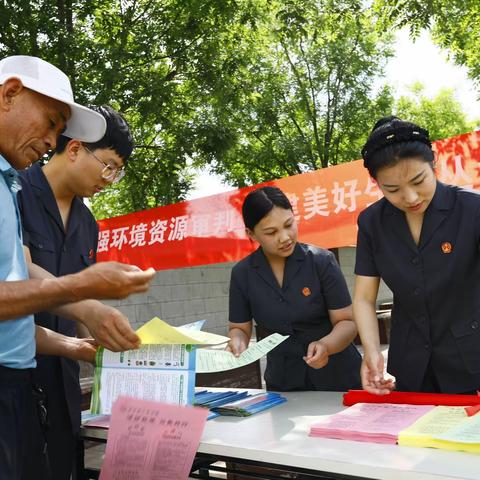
[104,246,392,334]
[104,262,234,334]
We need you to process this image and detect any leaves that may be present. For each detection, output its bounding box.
[1,1,472,218]
[203,1,396,184]
[394,83,476,141]
[374,1,480,87]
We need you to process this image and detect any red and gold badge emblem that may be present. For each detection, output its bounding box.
[302,287,311,297]
[441,242,452,254]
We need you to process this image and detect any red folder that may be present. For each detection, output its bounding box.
[343,390,480,407]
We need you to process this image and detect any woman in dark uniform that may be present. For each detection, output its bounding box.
[354,116,480,395]
[227,186,361,391]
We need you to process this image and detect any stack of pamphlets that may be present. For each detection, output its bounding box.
[194,390,286,417]
[212,392,286,417]
[398,406,480,454]
[309,403,434,444]
[194,390,251,420]
[194,390,250,408]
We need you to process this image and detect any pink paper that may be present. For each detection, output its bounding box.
[310,403,435,444]
[99,396,208,480]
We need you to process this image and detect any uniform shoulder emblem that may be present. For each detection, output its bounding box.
[441,242,452,254]
[302,287,311,297]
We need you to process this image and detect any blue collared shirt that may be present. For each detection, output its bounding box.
[0,155,35,369]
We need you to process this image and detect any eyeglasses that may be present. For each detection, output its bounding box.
[83,145,125,184]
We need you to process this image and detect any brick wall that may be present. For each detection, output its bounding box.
[104,262,235,335]
[103,246,392,334]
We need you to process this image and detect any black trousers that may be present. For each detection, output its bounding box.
[31,384,77,480]
[0,366,49,480]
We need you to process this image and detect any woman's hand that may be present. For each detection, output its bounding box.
[303,340,329,369]
[226,335,249,357]
[226,323,252,357]
[361,349,395,395]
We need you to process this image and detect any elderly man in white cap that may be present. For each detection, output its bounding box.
[0,56,154,480]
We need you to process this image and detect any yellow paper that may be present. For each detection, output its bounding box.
[434,412,480,453]
[136,317,229,345]
[398,406,480,454]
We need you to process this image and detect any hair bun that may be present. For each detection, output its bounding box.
[362,116,431,166]
[371,115,400,132]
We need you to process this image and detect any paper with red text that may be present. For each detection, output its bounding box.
[99,396,208,480]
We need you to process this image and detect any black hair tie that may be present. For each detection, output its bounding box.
[362,124,431,166]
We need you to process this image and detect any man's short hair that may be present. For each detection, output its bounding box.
[55,105,134,162]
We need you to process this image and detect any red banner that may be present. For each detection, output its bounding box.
[97,131,480,270]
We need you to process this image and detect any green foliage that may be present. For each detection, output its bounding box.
[394,83,476,141]
[2,1,470,217]
[0,0,247,218]
[374,1,480,86]
[205,0,396,186]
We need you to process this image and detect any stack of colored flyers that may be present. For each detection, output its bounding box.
[212,392,287,417]
[310,403,434,444]
[194,390,250,408]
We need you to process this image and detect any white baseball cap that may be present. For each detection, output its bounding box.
[0,55,106,142]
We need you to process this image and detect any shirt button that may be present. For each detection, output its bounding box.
[38,243,43,249]
[278,297,284,303]
[413,287,421,296]
[424,343,430,350]
[411,256,420,265]
[418,315,427,324]
[471,321,479,330]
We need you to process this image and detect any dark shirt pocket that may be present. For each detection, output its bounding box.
[28,232,55,253]
[450,318,480,374]
[27,232,56,273]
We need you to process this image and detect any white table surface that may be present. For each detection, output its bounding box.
[82,390,480,480]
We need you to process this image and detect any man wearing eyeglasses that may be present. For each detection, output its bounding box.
[17,105,135,480]
[0,55,155,480]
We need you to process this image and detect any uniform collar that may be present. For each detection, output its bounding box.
[419,181,454,249]
[427,181,454,211]
[250,242,305,267]
[26,163,83,235]
[384,181,453,251]
[250,242,305,292]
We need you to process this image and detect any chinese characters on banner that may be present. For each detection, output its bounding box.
[97,131,480,271]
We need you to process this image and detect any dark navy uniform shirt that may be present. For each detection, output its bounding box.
[18,163,98,433]
[230,243,361,391]
[355,181,480,393]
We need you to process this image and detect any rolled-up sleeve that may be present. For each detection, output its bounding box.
[229,265,252,323]
[354,212,379,277]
